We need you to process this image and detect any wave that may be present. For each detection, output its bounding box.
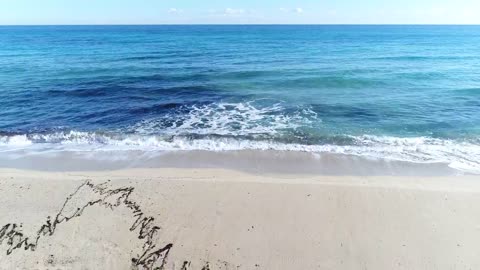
[1,101,479,173]
[131,100,319,138]
[370,55,477,61]
[1,131,480,174]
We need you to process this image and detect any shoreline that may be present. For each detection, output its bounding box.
[1,168,480,269]
[0,149,468,176]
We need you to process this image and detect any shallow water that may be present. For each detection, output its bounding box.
[1,25,480,173]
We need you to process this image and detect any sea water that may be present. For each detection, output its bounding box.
[1,25,479,173]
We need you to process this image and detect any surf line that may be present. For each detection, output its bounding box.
[0,180,173,270]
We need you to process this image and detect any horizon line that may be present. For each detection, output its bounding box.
[1,23,480,26]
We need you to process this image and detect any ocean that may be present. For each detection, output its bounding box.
[1,25,479,174]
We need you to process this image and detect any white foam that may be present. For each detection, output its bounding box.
[0,135,33,147]
[0,131,479,174]
[133,100,318,137]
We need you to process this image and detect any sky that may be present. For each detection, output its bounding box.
[0,0,479,25]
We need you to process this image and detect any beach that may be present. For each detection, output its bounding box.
[1,24,480,270]
[1,168,480,269]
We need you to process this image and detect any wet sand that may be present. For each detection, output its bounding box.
[1,168,480,269]
[0,149,462,176]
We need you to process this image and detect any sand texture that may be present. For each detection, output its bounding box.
[1,168,480,269]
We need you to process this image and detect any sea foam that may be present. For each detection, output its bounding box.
[132,100,319,138]
[1,131,479,174]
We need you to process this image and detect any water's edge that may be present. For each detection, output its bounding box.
[1,131,479,174]
[0,148,464,176]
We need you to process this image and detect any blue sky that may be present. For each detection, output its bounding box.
[1,0,479,25]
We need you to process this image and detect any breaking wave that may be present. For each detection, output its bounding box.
[1,131,480,174]
[130,100,319,138]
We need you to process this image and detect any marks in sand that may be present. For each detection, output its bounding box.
[0,180,173,270]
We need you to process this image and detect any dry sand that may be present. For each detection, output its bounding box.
[1,168,480,269]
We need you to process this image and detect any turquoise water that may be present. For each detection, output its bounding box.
[1,25,480,173]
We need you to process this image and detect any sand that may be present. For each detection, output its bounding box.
[1,168,480,269]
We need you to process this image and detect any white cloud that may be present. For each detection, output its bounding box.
[428,7,447,16]
[224,8,245,15]
[168,8,183,14]
[328,9,338,16]
[279,8,304,14]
